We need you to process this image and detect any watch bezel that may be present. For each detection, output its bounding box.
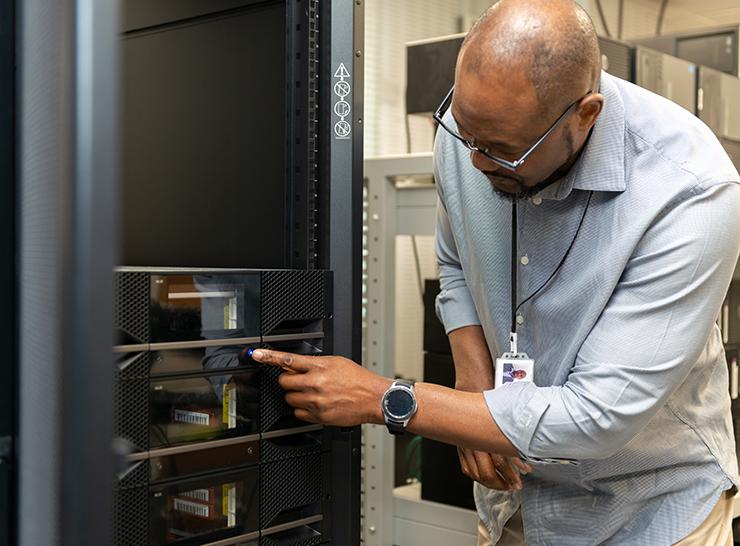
[382,384,417,421]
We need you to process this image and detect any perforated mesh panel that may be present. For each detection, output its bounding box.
[261,527,325,546]
[260,365,295,432]
[260,436,322,463]
[260,271,327,335]
[114,272,150,343]
[114,379,149,451]
[115,352,149,381]
[260,454,323,529]
[117,460,149,490]
[114,487,148,546]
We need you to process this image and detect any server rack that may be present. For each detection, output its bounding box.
[420,280,475,511]
[15,0,363,545]
[114,0,364,542]
[635,46,697,113]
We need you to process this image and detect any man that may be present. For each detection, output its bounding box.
[251,0,740,543]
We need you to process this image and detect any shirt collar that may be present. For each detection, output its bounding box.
[535,71,626,202]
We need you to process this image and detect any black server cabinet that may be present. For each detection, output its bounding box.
[419,280,475,511]
[0,0,15,544]
[115,0,363,543]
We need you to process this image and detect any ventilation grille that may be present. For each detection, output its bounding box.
[260,271,327,335]
[113,487,148,546]
[114,378,149,451]
[260,366,296,432]
[261,526,325,546]
[114,272,150,343]
[116,460,148,490]
[260,454,323,529]
[115,352,149,381]
[260,435,323,463]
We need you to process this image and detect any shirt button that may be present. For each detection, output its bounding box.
[520,255,529,266]
[516,314,525,325]
[532,196,543,205]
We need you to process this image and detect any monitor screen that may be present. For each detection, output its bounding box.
[121,1,288,268]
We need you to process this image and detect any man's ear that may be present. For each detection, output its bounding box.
[577,94,604,131]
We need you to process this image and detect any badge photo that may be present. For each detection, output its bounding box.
[495,354,535,388]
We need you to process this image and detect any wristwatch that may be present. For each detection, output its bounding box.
[381,379,417,435]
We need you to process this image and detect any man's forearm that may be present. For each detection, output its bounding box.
[365,380,518,455]
[449,325,494,390]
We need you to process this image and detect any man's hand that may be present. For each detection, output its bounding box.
[457,447,532,491]
[250,349,391,427]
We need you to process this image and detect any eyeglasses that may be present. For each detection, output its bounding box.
[433,86,593,172]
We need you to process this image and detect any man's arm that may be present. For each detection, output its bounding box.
[252,182,739,463]
[250,346,520,455]
[435,146,529,487]
[449,326,494,390]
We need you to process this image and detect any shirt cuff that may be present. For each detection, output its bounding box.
[483,383,580,466]
[435,286,481,334]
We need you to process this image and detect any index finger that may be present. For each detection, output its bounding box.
[250,349,313,373]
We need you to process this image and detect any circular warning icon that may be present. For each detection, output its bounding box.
[334,120,351,138]
[334,81,351,97]
[334,100,351,117]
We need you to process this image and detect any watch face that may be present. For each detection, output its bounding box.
[384,388,414,420]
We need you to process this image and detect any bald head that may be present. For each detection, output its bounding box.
[458,0,601,117]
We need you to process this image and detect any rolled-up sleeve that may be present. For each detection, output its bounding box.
[485,182,740,462]
[433,142,481,334]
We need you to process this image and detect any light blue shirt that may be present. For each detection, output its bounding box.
[434,71,740,545]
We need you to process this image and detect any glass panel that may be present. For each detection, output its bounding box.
[150,371,259,447]
[149,466,259,545]
[150,274,260,342]
[150,347,257,377]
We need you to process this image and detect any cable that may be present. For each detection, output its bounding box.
[617,0,624,40]
[510,202,517,334]
[655,0,669,36]
[515,191,594,315]
[595,0,612,38]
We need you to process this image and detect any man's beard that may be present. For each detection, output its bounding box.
[490,126,578,202]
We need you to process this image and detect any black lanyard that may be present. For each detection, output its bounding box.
[509,191,594,340]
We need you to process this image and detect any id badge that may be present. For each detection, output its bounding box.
[495,352,535,388]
